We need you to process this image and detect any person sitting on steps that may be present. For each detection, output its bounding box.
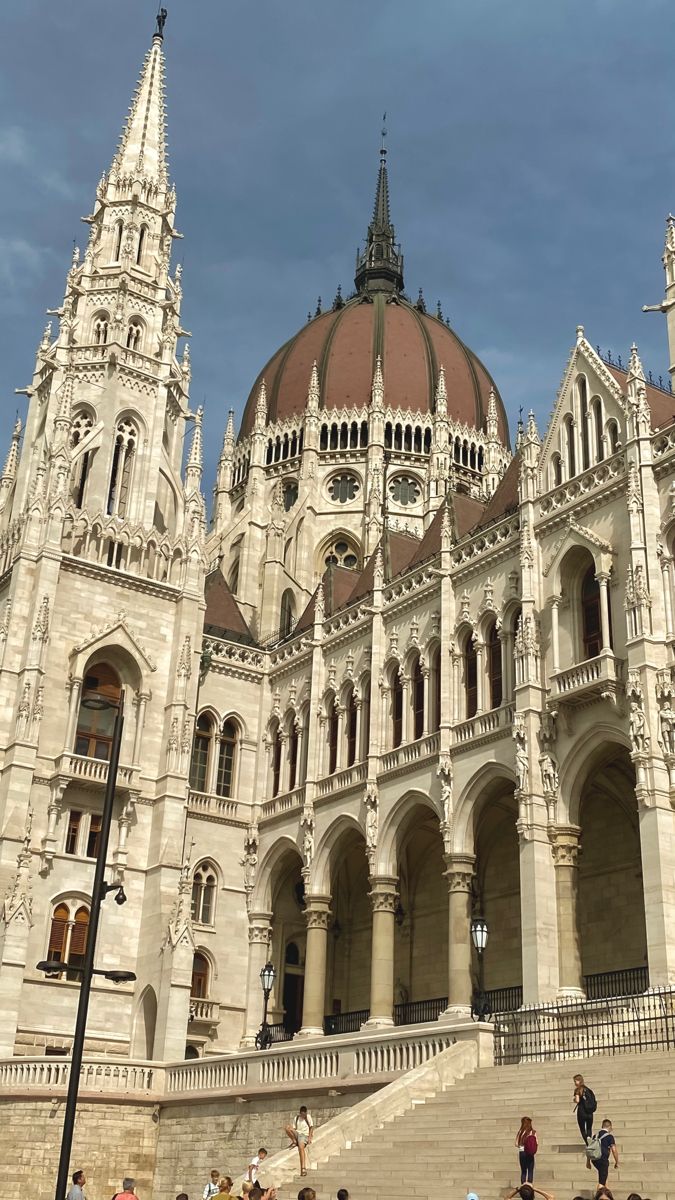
[505,1184,554,1200]
[285,1105,314,1176]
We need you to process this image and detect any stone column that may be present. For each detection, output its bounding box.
[551,825,584,997]
[278,730,289,793]
[297,895,331,1038]
[550,598,560,674]
[364,876,398,1027]
[500,631,512,703]
[639,801,675,986]
[598,573,611,651]
[660,555,674,639]
[241,911,272,1047]
[519,826,561,1003]
[132,692,149,764]
[65,676,82,749]
[335,705,345,770]
[443,855,475,1015]
[421,665,430,738]
[475,642,485,714]
[452,651,462,722]
[401,677,410,744]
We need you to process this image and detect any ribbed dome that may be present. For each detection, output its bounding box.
[238,292,510,446]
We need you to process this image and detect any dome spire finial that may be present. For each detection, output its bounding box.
[354,126,404,296]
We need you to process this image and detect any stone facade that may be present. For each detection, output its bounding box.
[1,23,675,1070]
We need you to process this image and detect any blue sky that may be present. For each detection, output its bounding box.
[1,0,673,492]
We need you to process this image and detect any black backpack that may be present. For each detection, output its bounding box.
[583,1087,597,1113]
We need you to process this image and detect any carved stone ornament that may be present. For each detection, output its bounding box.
[248,919,272,945]
[513,715,529,792]
[370,888,398,913]
[539,751,559,796]
[305,906,331,931]
[445,867,474,894]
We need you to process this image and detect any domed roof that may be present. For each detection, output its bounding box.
[238,293,509,445]
[238,145,510,448]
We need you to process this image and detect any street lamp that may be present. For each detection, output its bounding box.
[255,961,276,1050]
[36,689,130,1200]
[470,915,492,1022]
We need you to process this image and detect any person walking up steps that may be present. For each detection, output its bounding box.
[586,1119,619,1187]
[573,1073,597,1142]
[515,1116,538,1183]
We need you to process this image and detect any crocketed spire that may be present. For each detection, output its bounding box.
[108,27,168,194]
[354,131,404,295]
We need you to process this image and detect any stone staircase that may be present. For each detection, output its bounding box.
[268,1049,675,1200]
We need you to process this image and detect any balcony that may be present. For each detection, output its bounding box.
[379,731,440,776]
[187,790,241,822]
[316,761,367,800]
[453,704,514,750]
[54,752,137,791]
[188,997,220,1030]
[261,785,306,821]
[548,651,624,708]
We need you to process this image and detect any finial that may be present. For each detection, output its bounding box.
[380,111,387,160]
[436,300,443,320]
[332,284,344,311]
[315,296,322,318]
[416,288,426,313]
[576,324,584,345]
[155,7,168,38]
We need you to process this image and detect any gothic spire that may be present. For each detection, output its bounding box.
[185,407,203,490]
[354,128,404,295]
[107,25,169,195]
[1,418,22,484]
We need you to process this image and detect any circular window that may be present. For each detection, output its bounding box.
[324,538,360,570]
[283,480,298,512]
[389,475,421,507]
[329,473,360,504]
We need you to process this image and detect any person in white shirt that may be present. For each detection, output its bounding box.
[284,1106,314,1176]
[203,1169,221,1200]
[247,1148,267,1183]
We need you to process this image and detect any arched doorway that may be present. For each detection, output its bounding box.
[474,783,522,1008]
[325,827,371,1027]
[268,849,305,1037]
[394,804,447,1015]
[577,746,647,993]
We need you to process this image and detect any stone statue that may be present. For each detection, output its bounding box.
[540,752,559,795]
[513,718,529,792]
[629,701,649,755]
[659,701,675,756]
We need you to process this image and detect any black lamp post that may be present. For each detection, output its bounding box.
[255,961,276,1050]
[37,690,136,1200]
[470,915,492,1021]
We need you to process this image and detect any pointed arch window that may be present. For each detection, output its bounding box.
[464,636,478,719]
[113,221,123,263]
[412,656,425,740]
[581,566,602,660]
[190,714,213,793]
[215,719,237,798]
[360,678,371,760]
[271,725,282,797]
[191,952,209,999]
[136,225,147,267]
[288,721,299,791]
[47,901,90,981]
[107,418,137,518]
[191,862,217,926]
[327,697,339,774]
[93,314,109,346]
[346,688,357,766]
[391,670,403,748]
[487,622,503,709]
[70,409,95,510]
[126,321,143,352]
[579,377,590,471]
[75,664,121,760]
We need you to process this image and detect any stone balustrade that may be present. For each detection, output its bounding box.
[187,790,241,821]
[189,998,220,1024]
[549,651,624,706]
[261,785,306,820]
[453,703,514,749]
[315,761,367,799]
[379,731,440,775]
[0,1056,162,1097]
[61,753,136,789]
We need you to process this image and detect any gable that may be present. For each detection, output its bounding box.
[539,337,626,483]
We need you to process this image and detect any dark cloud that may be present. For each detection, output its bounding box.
[1,0,672,486]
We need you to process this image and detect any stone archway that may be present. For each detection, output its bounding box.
[577,746,647,991]
[325,826,371,1024]
[268,847,305,1034]
[393,803,447,1013]
[474,783,522,1007]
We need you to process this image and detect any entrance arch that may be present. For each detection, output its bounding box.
[473,781,522,1005]
[325,825,371,1020]
[392,801,447,1009]
[268,846,305,1036]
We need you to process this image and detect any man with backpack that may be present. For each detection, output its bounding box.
[573,1073,597,1141]
[585,1119,619,1185]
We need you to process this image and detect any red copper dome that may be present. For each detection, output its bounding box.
[238,146,510,447]
[238,293,509,445]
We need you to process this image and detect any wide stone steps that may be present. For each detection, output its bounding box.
[282,1051,675,1200]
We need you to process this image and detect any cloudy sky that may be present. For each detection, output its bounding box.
[1,0,673,492]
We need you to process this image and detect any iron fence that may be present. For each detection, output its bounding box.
[493,986,675,1065]
[486,985,523,1013]
[583,966,648,999]
[323,1009,369,1036]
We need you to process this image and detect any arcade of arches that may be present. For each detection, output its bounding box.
[248,744,651,1038]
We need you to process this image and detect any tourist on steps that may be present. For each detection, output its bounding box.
[588,1119,619,1186]
[247,1149,268,1184]
[203,1170,222,1200]
[285,1105,314,1176]
[515,1115,538,1182]
[573,1073,597,1141]
[505,1183,553,1200]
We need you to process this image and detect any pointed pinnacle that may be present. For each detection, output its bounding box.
[255,378,268,430]
[109,35,168,189]
[186,407,203,477]
[1,418,22,481]
[371,354,384,409]
[435,365,447,416]
[307,360,320,412]
[628,342,645,382]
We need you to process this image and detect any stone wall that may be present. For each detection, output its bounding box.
[154,1090,372,1199]
[0,1099,157,1200]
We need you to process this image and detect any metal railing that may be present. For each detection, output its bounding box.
[493,986,675,1065]
[394,996,447,1025]
[323,1009,369,1036]
[584,966,648,999]
[486,985,523,1013]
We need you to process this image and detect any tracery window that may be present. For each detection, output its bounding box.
[191,952,209,998]
[391,671,403,748]
[328,473,360,504]
[215,719,237,798]
[412,657,424,739]
[136,225,147,266]
[70,409,95,509]
[190,714,213,792]
[93,314,109,346]
[464,636,478,719]
[389,475,421,507]
[487,621,502,709]
[126,321,143,351]
[323,537,360,571]
[47,901,90,981]
[581,566,602,660]
[283,480,299,511]
[191,862,217,925]
[346,689,357,766]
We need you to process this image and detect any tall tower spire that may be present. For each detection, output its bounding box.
[107,20,168,196]
[354,119,404,295]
